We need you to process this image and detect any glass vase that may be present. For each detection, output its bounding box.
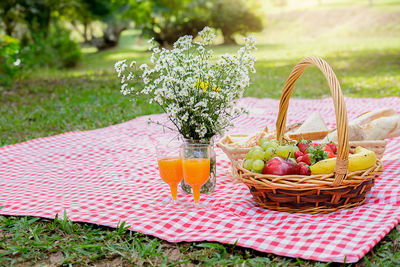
[180,137,216,194]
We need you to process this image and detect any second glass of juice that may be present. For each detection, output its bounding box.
[181,143,211,207]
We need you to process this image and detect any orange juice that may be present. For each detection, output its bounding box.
[158,157,183,201]
[182,158,210,203]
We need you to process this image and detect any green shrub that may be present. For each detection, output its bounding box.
[21,25,81,70]
[0,35,22,86]
[49,28,82,68]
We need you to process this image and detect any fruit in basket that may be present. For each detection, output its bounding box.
[249,146,264,160]
[310,146,376,174]
[348,147,377,172]
[296,153,313,165]
[297,140,310,154]
[298,162,311,175]
[327,152,336,158]
[264,147,276,161]
[252,159,265,173]
[260,139,279,150]
[294,150,304,158]
[275,145,299,158]
[243,159,253,170]
[323,143,337,154]
[304,143,328,163]
[262,156,298,175]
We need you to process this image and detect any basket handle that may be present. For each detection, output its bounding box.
[276,56,349,186]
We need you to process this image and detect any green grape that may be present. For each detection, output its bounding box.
[264,147,275,161]
[261,140,279,150]
[252,159,265,173]
[245,150,254,159]
[288,145,299,157]
[269,140,279,149]
[259,138,269,147]
[249,146,262,153]
[261,141,271,150]
[251,148,265,160]
[275,145,291,158]
[243,159,253,170]
[270,139,279,145]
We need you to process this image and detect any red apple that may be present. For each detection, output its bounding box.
[262,157,298,176]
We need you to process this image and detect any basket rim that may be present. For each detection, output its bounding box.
[238,159,383,190]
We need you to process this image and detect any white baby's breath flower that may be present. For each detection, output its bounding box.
[182,112,189,122]
[114,26,256,140]
[126,72,134,81]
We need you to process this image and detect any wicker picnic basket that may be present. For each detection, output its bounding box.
[217,57,386,184]
[233,56,384,214]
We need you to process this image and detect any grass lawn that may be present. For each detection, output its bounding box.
[1,1,400,266]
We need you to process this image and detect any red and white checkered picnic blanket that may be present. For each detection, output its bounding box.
[1,97,400,263]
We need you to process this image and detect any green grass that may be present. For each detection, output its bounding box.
[1,2,400,266]
[0,211,399,266]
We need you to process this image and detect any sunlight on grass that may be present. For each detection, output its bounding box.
[104,51,149,61]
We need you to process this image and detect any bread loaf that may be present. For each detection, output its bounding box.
[323,123,366,143]
[323,108,399,142]
[352,108,396,126]
[364,115,400,140]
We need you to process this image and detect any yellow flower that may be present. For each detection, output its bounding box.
[212,86,221,92]
[194,78,200,88]
[199,80,209,92]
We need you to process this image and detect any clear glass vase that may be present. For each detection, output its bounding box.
[180,137,217,194]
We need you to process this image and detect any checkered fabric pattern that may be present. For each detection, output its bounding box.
[1,97,400,263]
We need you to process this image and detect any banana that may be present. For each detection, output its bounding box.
[310,146,376,175]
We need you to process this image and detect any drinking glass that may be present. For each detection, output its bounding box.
[156,142,183,205]
[181,143,211,207]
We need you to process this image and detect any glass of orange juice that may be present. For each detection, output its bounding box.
[181,143,211,207]
[156,142,183,205]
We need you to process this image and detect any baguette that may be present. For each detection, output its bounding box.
[364,115,400,140]
[323,123,366,143]
[352,108,396,126]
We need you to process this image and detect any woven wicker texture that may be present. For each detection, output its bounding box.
[239,56,384,214]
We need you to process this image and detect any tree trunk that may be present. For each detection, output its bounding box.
[4,19,14,36]
[83,22,88,43]
[92,24,127,51]
[223,33,237,45]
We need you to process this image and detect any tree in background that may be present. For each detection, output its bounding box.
[89,0,131,50]
[130,0,263,47]
[66,0,111,43]
[0,0,264,63]
[127,0,209,47]
[210,0,263,44]
[70,0,132,50]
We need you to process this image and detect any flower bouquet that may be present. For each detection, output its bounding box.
[115,27,257,193]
